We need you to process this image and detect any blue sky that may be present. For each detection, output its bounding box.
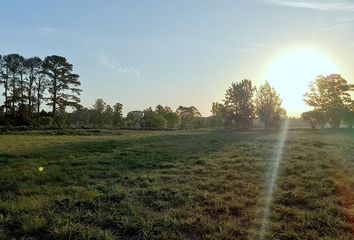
[1,0,354,116]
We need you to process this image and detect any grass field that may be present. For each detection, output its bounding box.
[0,129,354,240]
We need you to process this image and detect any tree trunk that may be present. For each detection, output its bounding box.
[4,71,8,115]
[20,72,24,107]
[37,80,41,114]
[11,73,16,116]
[28,71,34,116]
[52,73,57,118]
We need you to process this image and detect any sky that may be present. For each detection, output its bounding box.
[1,0,354,117]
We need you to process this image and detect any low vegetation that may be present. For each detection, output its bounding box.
[0,129,353,239]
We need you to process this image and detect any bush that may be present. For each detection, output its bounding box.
[37,116,53,128]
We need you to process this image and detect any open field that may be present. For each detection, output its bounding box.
[0,129,354,240]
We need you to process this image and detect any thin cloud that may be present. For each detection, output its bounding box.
[266,0,354,12]
[247,41,283,51]
[100,53,141,78]
[321,18,354,32]
[157,37,251,55]
[35,27,81,38]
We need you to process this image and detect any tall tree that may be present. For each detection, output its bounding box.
[223,79,256,129]
[0,55,9,115]
[126,111,143,128]
[112,102,123,127]
[163,112,180,129]
[91,98,107,126]
[42,55,81,120]
[155,105,172,116]
[103,105,113,126]
[3,54,24,116]
[35,72,48,114]
[255,81,286,130]
[176,106,201,129]
[210,102,225,129]
[24,57,42,116]
[304,74,352,128]
[211,102,224,117]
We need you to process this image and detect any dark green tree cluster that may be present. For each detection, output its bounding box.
[67,98,123,128]
[68,100,200,130]
[125,105,201,129]
[302,74,354,129]
[212,79,286,130]
[0,54,81,126]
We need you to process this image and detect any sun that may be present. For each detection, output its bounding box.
[263,48,338,116]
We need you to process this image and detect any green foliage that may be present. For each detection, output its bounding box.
[211,102,224,117]
[176,106,201,129]
[42,55,82,120]
[36,116,53,128]
[223,79,256,129]
[255,81,286,130]
[112,102,123,127]
[163,112,181,129]
[126,111,144,128]
[301,110,325,129]
[141,115,167,129]
[304,74,354,128]
[0,53,81,127]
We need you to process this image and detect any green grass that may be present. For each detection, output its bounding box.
[0,129,354,239]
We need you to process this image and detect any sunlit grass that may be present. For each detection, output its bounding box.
[0,129,353,239]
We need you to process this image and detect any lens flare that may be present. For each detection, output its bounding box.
[259,119,289,239]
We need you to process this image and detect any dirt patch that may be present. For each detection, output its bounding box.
[333,168,354,234]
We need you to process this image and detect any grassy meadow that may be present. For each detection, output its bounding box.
[0,129,354,239]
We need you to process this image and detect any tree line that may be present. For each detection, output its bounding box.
[0,53,81,126]
[66,99,203,130]
[1,53,353,130]
[68,80,286,130]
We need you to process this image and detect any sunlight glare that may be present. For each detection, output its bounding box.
[259,118,289,240]
[263,48,338,116]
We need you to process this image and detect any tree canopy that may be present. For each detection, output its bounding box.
[303,74,353,128]
[255,81,286,130]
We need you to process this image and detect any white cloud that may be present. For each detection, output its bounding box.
[265,0,354,12]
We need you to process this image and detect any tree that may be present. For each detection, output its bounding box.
[0,55,10,115]
[155,105,172,116]
[223,79,255,129]
[103,105,113,127]
[176,106,201,129]
[255,81,286,130]
[112,103,123,127]
[301,110,325,129]
[67,107,91,127]
[163,112,181,129]
[304,74,352,128]
[24,57,42,116]
[343,104,354,128]
[210,102,225,129]
[126,111,143,128]
[211,102,224,117]
[91,98,107,126]
[3,54,24,116]
[35,72,48,114]
[42,55,82,121]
